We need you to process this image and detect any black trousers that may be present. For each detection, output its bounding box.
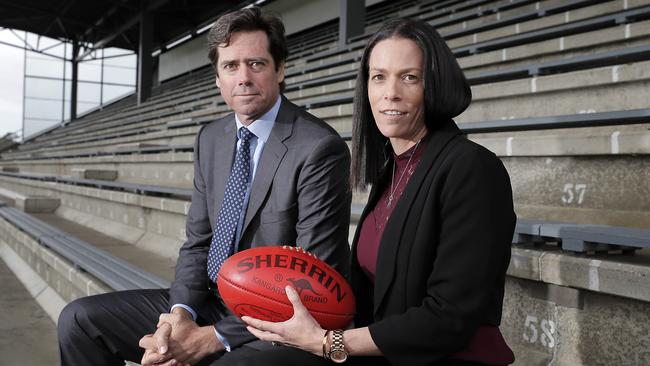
[57,289,260,366]
[232,347,492,366]
[57,290,493,366]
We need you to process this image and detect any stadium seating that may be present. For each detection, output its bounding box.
[1,1,649,363]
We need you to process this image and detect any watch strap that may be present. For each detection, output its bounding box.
[323,330,330,359]
[328,329,348,363]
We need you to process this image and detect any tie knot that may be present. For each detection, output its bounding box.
[239,127,253,143]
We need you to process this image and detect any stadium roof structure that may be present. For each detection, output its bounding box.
[0,0,257,57]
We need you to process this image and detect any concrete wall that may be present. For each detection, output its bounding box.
[159,0,385,82]
[5,127,649,230]
[0,219,110,316]
[503,247,650,365]
[264,0,383,35]
[159,35,211,83]
[503,276,650,365]
[504,155,650,228]
[4,153,195,188]
[0,176,188,260]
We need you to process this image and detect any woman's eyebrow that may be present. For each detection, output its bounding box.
[369,66,422,73]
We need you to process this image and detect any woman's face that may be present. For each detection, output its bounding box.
[367,37,426,143]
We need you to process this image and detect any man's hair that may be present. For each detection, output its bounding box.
[350,18,472,190]
[208,6,288,91]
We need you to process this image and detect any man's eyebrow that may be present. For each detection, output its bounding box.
[219,57,270,66]
[244,57,270,63]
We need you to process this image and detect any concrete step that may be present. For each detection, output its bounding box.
[31,213,176,283]
[0,186,60,213]
[503,155,650,228]
[0,256,58,365]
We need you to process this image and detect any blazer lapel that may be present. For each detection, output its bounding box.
[211,117,237,220]
[241,98,294,233]
[373,119,461,316]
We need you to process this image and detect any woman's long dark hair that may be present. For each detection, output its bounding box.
[350,18,472,190]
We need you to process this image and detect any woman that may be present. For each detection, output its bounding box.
[240,18,516,366]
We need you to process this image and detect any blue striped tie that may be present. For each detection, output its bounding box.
[207,127,253,282]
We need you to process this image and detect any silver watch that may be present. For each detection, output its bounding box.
[328,329,348,363]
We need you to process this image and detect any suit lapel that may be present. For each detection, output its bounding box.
[373,119,461,316]
[211,117,237,219]
[242,98,294,233]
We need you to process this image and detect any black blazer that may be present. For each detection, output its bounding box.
[351,119,516,366]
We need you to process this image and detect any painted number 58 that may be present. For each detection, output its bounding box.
[523,315,556,348]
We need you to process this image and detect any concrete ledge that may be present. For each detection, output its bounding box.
[0,175,189,215]
[135,232,184,262]
[0,240,66,324]
[18,196,60,213]
[0,176,187,261]
[71,168,118,181]
[6,153,193,190]
[514,203,650,231]
[0,219,110,323]
[460,80,650,126]
[0,187,26,203]
[502,276,650,366]
[539,251,650,303]
[0,186,60,213]
[473,123,650,156]
[507,247,545,281]
[501,155,650,228]
[508,246,650,303]
[7,126,199,160]
[37,151,192,164]
[115,143,167,152]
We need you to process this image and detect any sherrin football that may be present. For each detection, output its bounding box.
[217,246,355,329]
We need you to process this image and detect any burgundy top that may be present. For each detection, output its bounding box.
[355,139,515,365]
[357,140,426,283]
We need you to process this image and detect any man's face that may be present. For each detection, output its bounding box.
[216,30,284,125]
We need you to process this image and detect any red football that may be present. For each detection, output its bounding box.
[217,245,355,329]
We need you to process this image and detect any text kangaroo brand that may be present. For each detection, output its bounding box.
[236,253,347,303]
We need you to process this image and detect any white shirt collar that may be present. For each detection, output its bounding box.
[234,95,281,142]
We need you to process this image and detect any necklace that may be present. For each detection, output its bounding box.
[387,138,422,208]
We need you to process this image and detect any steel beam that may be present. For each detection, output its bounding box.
[339,0,365,47]
[137,8,153,104]
[70,40,79,119]
[76,0,169,61]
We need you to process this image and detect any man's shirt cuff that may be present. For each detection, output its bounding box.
[170,304,197,321]
[214,328,231,352]
[171,304,230,351]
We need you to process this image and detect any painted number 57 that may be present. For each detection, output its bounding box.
[561,183,587,205]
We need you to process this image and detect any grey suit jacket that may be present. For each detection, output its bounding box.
[169,96,351,349]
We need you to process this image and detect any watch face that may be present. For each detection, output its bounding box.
[330,349,348,363]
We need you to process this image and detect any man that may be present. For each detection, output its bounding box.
[57,7,351,366]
